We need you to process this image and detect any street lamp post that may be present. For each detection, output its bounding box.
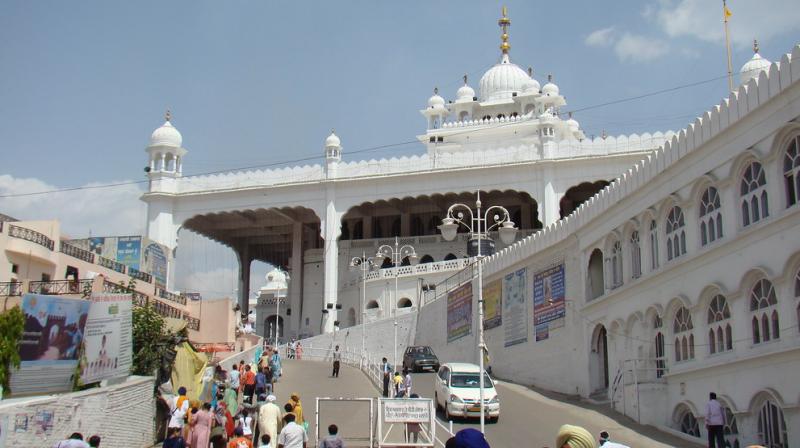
[350,251,377,368]
[438,190,517,434]
[376,236,418,375]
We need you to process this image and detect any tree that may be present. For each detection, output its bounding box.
[132,304,170,376]
[0,306,25,396]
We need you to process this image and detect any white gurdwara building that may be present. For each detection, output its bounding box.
[142,10,800,445]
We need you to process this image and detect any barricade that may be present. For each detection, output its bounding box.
[315,397,374,447]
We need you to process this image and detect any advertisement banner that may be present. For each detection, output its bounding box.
[143,242,168,287]
[88,237,116,260]
[482,279,502,330]
[533,264,566,326]
[11,294,91,395]
[383,399,432,423]
[115,236,142,271]
[447,282,472,343]
[535,323,549,342]
[503,268,528,347]
[81,294,133,384]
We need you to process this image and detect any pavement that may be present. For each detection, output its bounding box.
[278,359,698,447]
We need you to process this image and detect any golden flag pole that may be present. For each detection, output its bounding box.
[723,0,734,91]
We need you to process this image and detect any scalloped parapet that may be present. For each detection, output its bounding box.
[481,44,800,278]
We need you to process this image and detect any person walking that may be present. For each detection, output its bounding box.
[258,395,283,446]
[189,403,213,448]
[242,365,257,404]
[277,413,307,448]
[381,358,391,398]
[598,430,630,448]
[403,369,412,397]
[393,371,404,398]
[705,392,726,448]
[52,433,90,448]
[227,427,254,448]
[270,350,282,385]
[332,345,341,378]
[87,435,101,448]
[256,367,269,397]
[238,409,254,440]
[169,387,190,433]
[229,365,241,398]
[295,342,303,360]
[555,424,594,448]
[319,424,344,448]
[288,393,304,426]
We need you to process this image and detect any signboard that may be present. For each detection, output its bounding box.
[535,323,549,342]
[143,242,168,287]
[11,294,91,395]
[482,279,502,330]
[447,282,472,343]
[80,294,133,384]
[115,236,142,270]
[503,268,528,347]
[88,237,116,260]
[383,399,432,423]
[533,264,566,326]
[185,292,202,301]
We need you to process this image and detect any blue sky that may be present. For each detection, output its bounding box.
[1,1,798,297]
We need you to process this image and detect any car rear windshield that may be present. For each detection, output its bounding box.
[411,347,433,355]
[450,373,493,388]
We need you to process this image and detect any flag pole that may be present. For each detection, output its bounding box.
[723,0,734,91]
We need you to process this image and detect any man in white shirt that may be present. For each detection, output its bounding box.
[229,364,241,395]
[52,433,90,448]
[278,413,307,448]
[705,392,726,448]
[332,345,341,378]
[598,430,630,448]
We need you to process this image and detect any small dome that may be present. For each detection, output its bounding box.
[261,268,288,292]
[456,83,476,102]
[521,67,540,93]
[538,108,555,122]
[325,130,341,148]
[428,88,446,108]
[479,54,530,101]
[566,114,579,131]
[149,119,182,148]
[542,75,559,96]
[740,40,771,86]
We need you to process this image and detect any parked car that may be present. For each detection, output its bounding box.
[402,346,440,372]
[434,363,500,422]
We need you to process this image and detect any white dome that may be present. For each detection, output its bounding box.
[325,131,341,148]
[479,54,530,101]
[427,88,446,108]
[566,116,579,131]
[522,76,540,94]
[456,84,476,102]
[740,52,771,86]
[149,120,182,148]
[542,79,559,96]
[261,268,288,292]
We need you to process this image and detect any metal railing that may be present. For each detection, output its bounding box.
[157,288,186,305]
[152,300,183,319]
[184,314,201,331]
[128,268,153,284]
[28,279,92,295]
[8,225,54,251]
[102,279,149,307]
[60,241,95,263]
[97,256,127,274]
[0,281,22,296]
[365,258,473,282]
[610,357,668,423]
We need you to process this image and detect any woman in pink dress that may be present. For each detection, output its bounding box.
[189,402,213,448]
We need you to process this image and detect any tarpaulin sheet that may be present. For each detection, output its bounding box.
[170,342,208,400]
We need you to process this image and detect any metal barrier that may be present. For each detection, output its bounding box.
[316,397,374,447]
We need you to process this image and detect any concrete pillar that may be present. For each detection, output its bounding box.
[237,245,251,316]
[321,198,343,333]
[288,222,303,337]
[543,180,561,227]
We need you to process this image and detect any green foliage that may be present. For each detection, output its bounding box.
[132,304,171,376]
[0,306,25,396]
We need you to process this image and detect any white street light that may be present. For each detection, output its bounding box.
[350,251,377,368]
[376,236,418,375]
[439,190,517,434]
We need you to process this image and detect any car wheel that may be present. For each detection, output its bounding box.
[491,416,499,424]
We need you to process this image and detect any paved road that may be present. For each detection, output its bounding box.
[278,359,695,447]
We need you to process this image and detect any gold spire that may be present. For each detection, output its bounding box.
[165,109,172,122]
[498,6,511,55]
[753,39,760,54]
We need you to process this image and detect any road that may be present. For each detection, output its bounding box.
[278,359,695,447]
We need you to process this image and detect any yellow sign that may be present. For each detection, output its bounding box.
[483,279,502,330]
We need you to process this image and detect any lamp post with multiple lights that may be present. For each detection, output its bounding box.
[439,190,517,434]
[349,251,377,368]
[376,236,418,373]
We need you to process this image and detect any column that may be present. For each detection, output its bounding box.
[321,199,343,333]
[288,222,303,337]
[543,180,561,227]
[237,245,251,316]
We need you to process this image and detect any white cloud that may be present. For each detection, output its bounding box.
[614,33,670,63]
[0,175,146,237]
[654,0,800,48]
[586,27,616,47]
[178,264,269,300]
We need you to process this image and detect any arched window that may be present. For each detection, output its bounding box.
[366,300,379,310]
[397,298,413,308]
[610,240,623,288]
[740,161,769,227]
[443,253,457,261]
[587,249,604,300]
[675,405,700,437]
[630,231,641,279]
[352,221,364,240]
[654,315,665,378]
[666,206,686,261]
[784,134,800,207]
[721,405,741,448]
[673,306,694,362]
[459,111,469,122]
[707,295,732,354]
[758,400,788,447]
[400,256,411,266]
[750,279,778,344]
[419,255,434,264]
[700,187,723,246]
[649,220,659,270]
[380,257,394,269]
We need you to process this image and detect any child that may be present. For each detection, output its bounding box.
[257,434,271,448]
[319,424,344,448]
[393,372,404,397]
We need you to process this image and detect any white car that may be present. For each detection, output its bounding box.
[434,362,500,422]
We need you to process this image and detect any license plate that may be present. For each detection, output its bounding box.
[468,406,481,412]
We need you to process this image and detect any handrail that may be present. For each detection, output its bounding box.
[60,241,95,263]
[157,288,187,305]
[97,256,127,274]
[128,268,153,284]
[28,279,93,295]
[0,281,23,296]
[8,225,54,251]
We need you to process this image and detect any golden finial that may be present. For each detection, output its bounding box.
[753,39,759,54]
[498,6,511,55]
[165,109,172,122]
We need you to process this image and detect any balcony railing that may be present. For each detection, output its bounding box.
[153,300,183,319]
[128,268,153,284]
[157,288,187,305]
[97,256,126,274]
[29,279,93,295]
[8,225,54,251]
[0,281,22,296]
[102,279,151,307]
[184,314,201,331]
[364,257,473,281]
[60,241,96,263]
